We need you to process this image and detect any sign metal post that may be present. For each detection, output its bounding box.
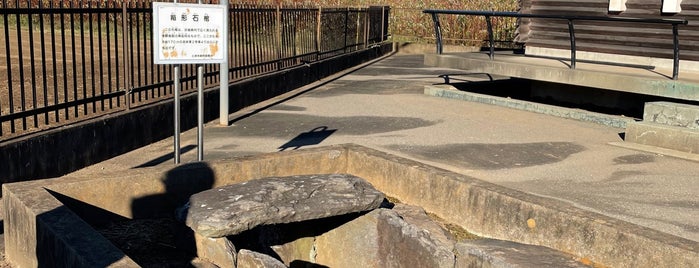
[153,1,227,163]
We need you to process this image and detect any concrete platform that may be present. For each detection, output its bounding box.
[56,54,699,266]
[424,52,699,101]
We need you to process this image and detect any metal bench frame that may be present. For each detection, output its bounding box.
[423,10,688,80]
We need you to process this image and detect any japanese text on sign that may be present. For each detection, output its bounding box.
[153,2,227,64]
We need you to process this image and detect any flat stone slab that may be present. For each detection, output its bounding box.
[186,174,385,238]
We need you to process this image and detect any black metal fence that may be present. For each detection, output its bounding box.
[0,1,390,140]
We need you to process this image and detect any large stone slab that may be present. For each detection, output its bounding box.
[186,174,385,237]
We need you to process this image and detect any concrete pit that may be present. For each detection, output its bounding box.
[3,144,698,267]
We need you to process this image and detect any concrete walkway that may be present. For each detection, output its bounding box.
[73,54,699,244]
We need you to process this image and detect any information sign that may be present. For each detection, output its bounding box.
[153,2,227,64]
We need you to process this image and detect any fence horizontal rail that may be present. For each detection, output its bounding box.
[1,3,390,140]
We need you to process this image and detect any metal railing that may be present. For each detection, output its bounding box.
[0,1,390,140]
[423,10,688,80]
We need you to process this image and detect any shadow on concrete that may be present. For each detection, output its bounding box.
[133,144,197,168]
[37,191,131,267]
[278,126,337,151]
[126,162,216,266]
[35,163,218,266]
[388,142,586,170]
[46,190,130,228]
[131,162,215,219]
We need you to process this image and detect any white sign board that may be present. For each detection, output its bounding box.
[153,2,227,64]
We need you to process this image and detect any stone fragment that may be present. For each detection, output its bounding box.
[186,174,385,237]
[194,232,237,268]
[377,209,456,268]
[455,239,589,268]
[315,209,382,267]
[391,203,455,247]
[316,206,461,268]
[270,236,316,266]
[236,249,287,268]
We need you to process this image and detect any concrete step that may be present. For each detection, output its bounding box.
[625,121,699,154]
[644,101,699,130]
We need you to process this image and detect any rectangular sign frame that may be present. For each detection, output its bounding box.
[153,2,227,64]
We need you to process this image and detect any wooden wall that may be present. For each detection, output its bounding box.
[517,0,699,61]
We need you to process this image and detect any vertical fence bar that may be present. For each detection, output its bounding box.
[243,8,250,77]
[140,0,146,100]
[343,8,348,53]
[60,1,69,120]
[234,7,240,80]
[70,1,79,118]
[243,7,248,78]
[39,0,49,124]
[141,0,150,100]
[15,0,27,130]
[364,9,371,49]
[568,19,576,69]
[2,0,10,134]
[134,0,142,102]
[123,1,131,109]
[80,0,88,115]
[257,7,263,74]
[96,0,104,111]
[486,15,495,59]
[430,13,443,54]
[50,0,59,121]
[316,7,321,61]
[276,5,282,71]
[27,0,38,128]
[89,0,97,113]
[380,6,386,42]
[672,23,680,80]
[108,0,116,109]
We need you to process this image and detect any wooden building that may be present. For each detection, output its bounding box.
[516,0,699,70]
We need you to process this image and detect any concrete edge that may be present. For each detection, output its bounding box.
[424,84,634,129]
[608,141,699,162]
[3,144,697,268]
[343,143,699,268]
[2,181,139,267]
[424,53,699,102]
